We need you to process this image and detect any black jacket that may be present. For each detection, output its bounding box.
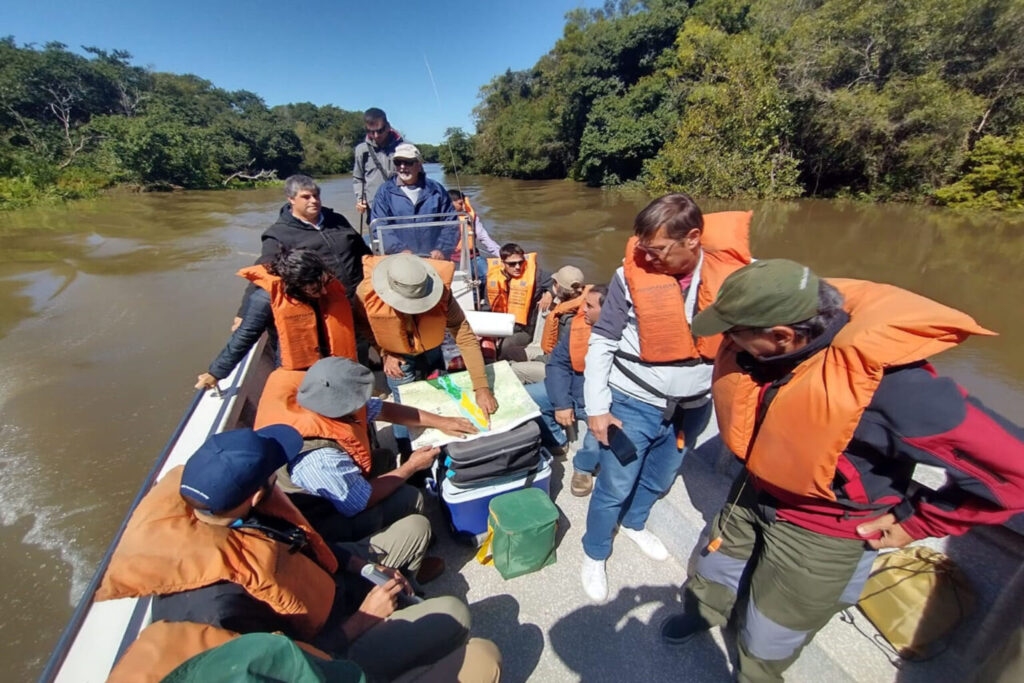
[260,204,371,296]
[237,205,371,316]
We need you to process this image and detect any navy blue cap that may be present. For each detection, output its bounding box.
[180,425,303,513]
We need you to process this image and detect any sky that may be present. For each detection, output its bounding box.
[3,0,606,143]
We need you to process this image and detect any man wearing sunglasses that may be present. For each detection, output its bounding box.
[370,143,459,260]
[485,243,555,362]
[353,108,403,216]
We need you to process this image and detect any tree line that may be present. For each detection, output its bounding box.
[442,0,1024,210]
[0,38,440,209]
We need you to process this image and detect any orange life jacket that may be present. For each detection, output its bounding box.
[107,621,239,683]
[568,304,592,373]
[540,286,590,354]
[357,256,454,355]
[107,622,338,683]
[713,279,995,502]
[240,265,356,369]
[623,211,752,364]
[454,196,477,256]
[486,253,538,326]
[254,369,373,474]
[97,467,339,642]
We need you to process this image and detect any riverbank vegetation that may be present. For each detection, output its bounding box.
[0,39,441,210]
[443,0,1024,209]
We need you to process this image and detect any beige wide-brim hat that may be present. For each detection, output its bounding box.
[372,253,444,315]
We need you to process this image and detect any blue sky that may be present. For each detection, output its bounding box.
[4,0,605,143]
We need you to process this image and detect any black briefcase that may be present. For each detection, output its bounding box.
[443,421,542,486]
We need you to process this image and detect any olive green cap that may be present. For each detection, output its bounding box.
[691,259,821,337]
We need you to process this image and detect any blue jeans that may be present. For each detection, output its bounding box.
[524,381,600,475]
[386,347,446,445]
[582,389,713,561]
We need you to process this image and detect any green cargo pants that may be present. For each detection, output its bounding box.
[685,478,876,683]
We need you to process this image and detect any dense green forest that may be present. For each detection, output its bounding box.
[0,38,440,209]
[444,0,1024,209]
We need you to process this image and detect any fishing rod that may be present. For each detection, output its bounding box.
[424,53,481,308]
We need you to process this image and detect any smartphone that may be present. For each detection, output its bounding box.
[607,424,637,465]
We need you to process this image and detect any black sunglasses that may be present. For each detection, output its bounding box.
[394,158,418,167]
[504,259,526,267]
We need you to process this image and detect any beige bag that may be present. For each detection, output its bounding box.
[857,546,975,660]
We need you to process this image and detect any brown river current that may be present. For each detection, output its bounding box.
[1,166,1023,678]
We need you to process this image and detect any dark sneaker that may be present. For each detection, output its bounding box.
[570,471,594,497]
[548,443,570,458]
[415,556,446,584]
[661,612,712,645]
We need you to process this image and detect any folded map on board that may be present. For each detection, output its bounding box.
[401,361,541,449]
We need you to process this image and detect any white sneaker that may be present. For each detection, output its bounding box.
[581,555,608,602]
[619,526,669,561]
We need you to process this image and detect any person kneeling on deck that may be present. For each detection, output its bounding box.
[581,194,753,602]
[255,357,479,582]
[525,285,606,496]
[357,253,498,452]
[96,426,478,682]
[485,243,555,362]
[370,143,458,259]
[196,249,356,391]
[662,260,1024,682]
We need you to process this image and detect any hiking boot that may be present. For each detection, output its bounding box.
[580,555,607,603]
[619,526,669,561]
[570,471,594,497]
[661,611,712,645]
[415,556,446,584]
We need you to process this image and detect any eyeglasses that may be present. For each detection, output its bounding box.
[503,260,526,268]
[365,126,388,135]
[635,240,679,258]
[394,159,418,168]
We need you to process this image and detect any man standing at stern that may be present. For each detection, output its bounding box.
[661,259,1024,682]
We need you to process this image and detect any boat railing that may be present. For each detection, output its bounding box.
[39,339,270,683]
[368,212,483,310]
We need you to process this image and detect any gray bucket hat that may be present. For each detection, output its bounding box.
[371,253,444,314]
[297,357,374,418]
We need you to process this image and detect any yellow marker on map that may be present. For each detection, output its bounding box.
[437,375,490,430]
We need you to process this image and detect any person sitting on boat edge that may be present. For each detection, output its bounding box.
[369,143,459,259]
[196,248,357,391]
[581,194,753,603]
[524,285,607,497]
[254,357,477,582]
[96,426,481,682]
[356,253,499,452]
[662,259,1024,682]
[110,626,502,683]
[232,174,372,330]
[354,108,402,217]
[485,243,555,363]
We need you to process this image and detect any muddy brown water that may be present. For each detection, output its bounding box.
[1,166,1022,679]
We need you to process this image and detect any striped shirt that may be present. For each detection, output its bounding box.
[288,398,383,517]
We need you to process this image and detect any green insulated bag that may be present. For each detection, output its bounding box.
[479,488,558,579]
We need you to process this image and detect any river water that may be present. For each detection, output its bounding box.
[1,165,1022,679]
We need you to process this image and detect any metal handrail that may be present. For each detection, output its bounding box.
[368,211,482,309]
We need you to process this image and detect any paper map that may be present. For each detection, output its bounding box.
[401,361,541,448]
